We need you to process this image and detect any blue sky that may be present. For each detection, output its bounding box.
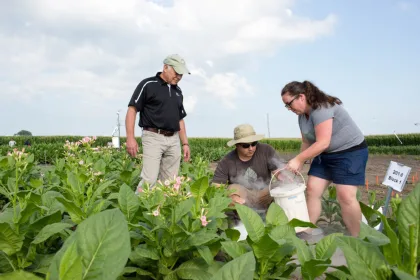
[1,0,419,138]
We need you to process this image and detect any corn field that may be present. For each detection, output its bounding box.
[1,134,419,164]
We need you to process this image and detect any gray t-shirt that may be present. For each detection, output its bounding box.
[212,143,284,190]
[298,104,364,153]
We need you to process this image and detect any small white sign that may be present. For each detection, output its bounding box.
[382,161,411,192]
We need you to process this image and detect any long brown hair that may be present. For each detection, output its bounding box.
[281,81,342,109]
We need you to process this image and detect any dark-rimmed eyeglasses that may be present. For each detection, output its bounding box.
[239,141,258,149]
[285,95,299,109]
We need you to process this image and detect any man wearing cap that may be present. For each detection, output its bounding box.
[212,124,287,220]
[125,54,191,189]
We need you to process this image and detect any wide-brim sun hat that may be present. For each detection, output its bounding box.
[227,124,264,147]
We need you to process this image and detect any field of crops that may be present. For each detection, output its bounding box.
[0,135,419,279]
[1,134,419,164]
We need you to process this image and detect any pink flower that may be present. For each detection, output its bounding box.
[200,215,208,227]
[93,136,97,140]
[137,187,144,193]
[176,176,182,184]
[153,209,160,216]
[173,183,180,191]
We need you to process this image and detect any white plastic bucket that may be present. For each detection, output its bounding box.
[112,136,120,148]
[269,170,310,233]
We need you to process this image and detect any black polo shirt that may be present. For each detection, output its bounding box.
[128,72,187,132]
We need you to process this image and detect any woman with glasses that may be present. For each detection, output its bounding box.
[281,81,368,237]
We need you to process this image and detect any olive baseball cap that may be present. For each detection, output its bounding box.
[163,54,190,75]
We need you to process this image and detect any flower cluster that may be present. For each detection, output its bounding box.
[7,148,28,161]
[64,136,97,151]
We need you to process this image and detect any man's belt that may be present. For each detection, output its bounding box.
[143,127,175,136]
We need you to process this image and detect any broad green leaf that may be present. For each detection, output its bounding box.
[0,209,14,225]
[29,210,62,232]
[17,202,38,224]
[56,197,85,224]
[131,245,160,260]
[91,180,114,199]
[288,219,317,228]
[210,251,255,280]
[0,251,15,273]
[67,171,81,194]
[221,241,247,259]
[164,272,178,280]
[107,192,119,200]
[32,223,73,244]
[324,270,353,280]
[29,178,43,189]
[0,270,42,279]
[93,159,106,174]
[118,184,140,221]
[336,236,387,280]
[291,236,313,264]
[269,224,295,245]
[235,204,265,243]
[251,234,278,260]
[225,229,240,241]
[0,222,24,255]
[136,268,156,279]
[190,177,209,200]
[77,209,131,279]
[176,258,211,280]
[41,191,65,214]
[266,203,289,226]
[316,233,343,260]
[381,214,401,267]
[197,246,214,265]
[86,199,112,216]
[359,222,390,246]
[174,198,194,222]
[59,240,83,280]
[359,202,381,227]
[302,259,332,280]
[49,209,131,280]
[181,230,219,250]
[397,183,419,258]
[206,196,231,219]
[30,254,54,275]
[270,243,295,264]
[391,267,418,280]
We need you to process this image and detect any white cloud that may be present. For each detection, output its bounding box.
[0,0,336,116]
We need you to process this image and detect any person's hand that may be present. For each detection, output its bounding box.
[229,194,245,207]
[126,137,138,157]
[286,157,304,174]
[274,169,294,183]
[183,144,191,162]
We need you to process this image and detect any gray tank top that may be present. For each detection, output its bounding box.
[298,104,365,153]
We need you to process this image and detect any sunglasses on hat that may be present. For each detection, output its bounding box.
[239,141,258,148]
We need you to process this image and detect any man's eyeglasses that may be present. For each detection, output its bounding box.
[285,95,299,109]
[239,141,258,148]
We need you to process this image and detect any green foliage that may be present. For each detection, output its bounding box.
[15,130,33,136]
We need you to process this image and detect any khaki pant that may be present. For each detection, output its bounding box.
[228,184,273,210]
[139,130,181,187]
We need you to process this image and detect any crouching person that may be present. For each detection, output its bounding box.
[211,124,287,226]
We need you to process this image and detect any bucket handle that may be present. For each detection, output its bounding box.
[269,166,306,192]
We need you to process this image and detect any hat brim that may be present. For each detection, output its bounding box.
[173,65,191,75]
[227,134,264,147]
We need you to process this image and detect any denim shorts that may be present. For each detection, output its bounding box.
[308,147,368,186]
